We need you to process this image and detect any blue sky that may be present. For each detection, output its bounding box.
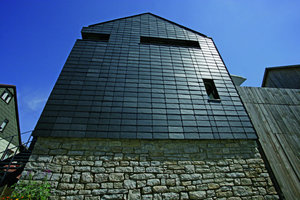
[1,0,300,138]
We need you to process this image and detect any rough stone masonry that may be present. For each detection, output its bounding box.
[21,137,279,200]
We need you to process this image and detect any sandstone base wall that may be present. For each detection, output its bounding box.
[22,137,279,200]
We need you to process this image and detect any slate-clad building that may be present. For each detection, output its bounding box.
[23,13,279,199]
[34,13,256,140]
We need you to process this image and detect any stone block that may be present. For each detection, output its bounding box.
[37,155,53,162]
[131,173,155,180]
[189,191,206,199]
[109,173,124,182]
[92,189,107,195]
[107,189,127,194]
[153,186,168,193]
[62,166,74,173]
[47,163,62,173]
[216,191,233,198]
[142,187,152,194]
[94,173,108,182]
[134,167,146,173]
[128,189,141,200]
[115,166,133,172]
[184,165,195,173]
[226,173,245,178]
[91,167,105,173]
[124,180,137,189]
[103,161,119,167]
[95,161,103,166]
[169,186,185,193]
[81,161,94,166]
[208,183,220,189]
[139,161,151,167]
[58,183,75,190]
[146,167,163,173]
[74,184,84,190]
[180,192,189,200]
[101,182,114,189]
[130,161,139,166]
[72,173,81,183]
[102,194,123,199]
[61,174,71,182]
[181,181,191,186]
[75,166,91,172]
[233,186,253,196]
[180,174,202,181]
[81,172,93,183]
[166,179,176,186]
[147,179,160,186]
[186,185,196,191]
[137,180,147,188]
[240,178,252,185]
[142,194,153,200]
[151,161,161,166]
[86,183,100,189]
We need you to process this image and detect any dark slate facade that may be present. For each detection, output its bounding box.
[33,13,256,140]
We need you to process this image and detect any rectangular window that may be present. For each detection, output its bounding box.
[0,119,9,132]
[140,36,200,48]
[1,89,13,104]
[203,79,220,100]
[81,32,110,42]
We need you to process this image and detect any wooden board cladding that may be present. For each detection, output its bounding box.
[238,86,300,200]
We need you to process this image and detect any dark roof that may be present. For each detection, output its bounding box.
[262,64,300,89]
[86,12,209,38]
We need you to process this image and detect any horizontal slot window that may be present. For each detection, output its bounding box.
[82,32,110,42]
[140,36,200,48]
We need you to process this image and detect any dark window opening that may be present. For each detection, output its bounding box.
[1,89,13,104]
[0,119,9,132]
[203,79,220,100]
[82,32,110,42]
[140,36,200,48]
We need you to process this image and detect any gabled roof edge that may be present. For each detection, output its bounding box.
[86,12,208,38]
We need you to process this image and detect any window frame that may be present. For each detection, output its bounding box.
[203,79,221,101]
[0,119,9,132]
[1,89,13,104]
[140,36,200,48]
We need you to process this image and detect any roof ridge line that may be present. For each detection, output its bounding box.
[86,12,209,38]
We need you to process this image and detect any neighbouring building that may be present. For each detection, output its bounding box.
[237,65,300,200]
[0,84,21,160]
[22,13,280,199]
[0,85,33,197]
[261,64,300,89]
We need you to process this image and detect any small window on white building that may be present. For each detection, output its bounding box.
[0,119,9,132]
[1,89,13,104]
